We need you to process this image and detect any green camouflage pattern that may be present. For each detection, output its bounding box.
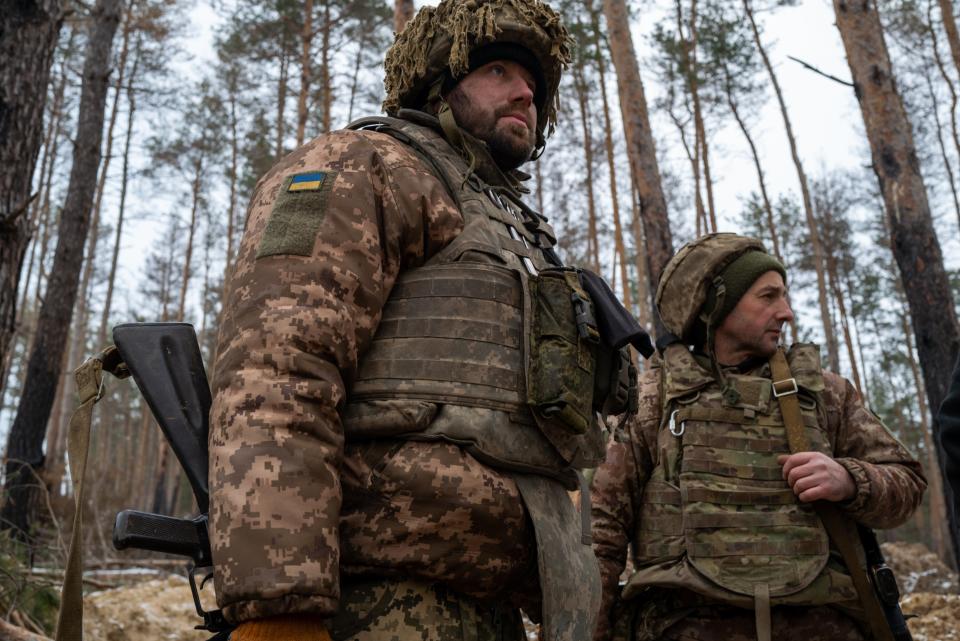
[655,233,765,342]
[328,578,525,640]
[590,348,926,641]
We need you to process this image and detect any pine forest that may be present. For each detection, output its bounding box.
[0,0,959,637]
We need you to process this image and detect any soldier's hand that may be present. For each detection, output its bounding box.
[777,452,856,503]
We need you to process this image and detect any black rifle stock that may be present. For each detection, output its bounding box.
[858,525,914,641]
[110,322,230,636]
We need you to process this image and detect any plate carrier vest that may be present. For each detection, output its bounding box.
[624,343,858,613]
[341,112,605,641]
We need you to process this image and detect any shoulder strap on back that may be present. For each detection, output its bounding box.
[348,115,464,207]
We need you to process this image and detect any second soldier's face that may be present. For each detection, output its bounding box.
[714,270,795,364]
[446,60,538,170]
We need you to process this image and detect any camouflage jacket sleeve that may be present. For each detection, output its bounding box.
[209,130,463,623]
[590,370,659,641]
[823,371,927,529]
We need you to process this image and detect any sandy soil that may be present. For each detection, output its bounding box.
[880,542,960,641]
[83,575,208,641]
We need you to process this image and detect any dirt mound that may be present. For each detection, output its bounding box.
[83,575,208,641]
[902,592,960,641]
[881,542,959,594]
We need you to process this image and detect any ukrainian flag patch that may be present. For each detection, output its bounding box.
[288,171,327,192]
[257,170,337,259]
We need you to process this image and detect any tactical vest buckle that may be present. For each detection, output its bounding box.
[772,377,798,397]
[571,292,600,344]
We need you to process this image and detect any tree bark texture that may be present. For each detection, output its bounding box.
[590,7,632,313]
[394,0,414,34]
[296,0,313,147]
[1,0,122,539]
[602,0,673,337]
[938,0,960,80]
[573,61,600,273]
[0,0,64,383]
[834,0,960,558]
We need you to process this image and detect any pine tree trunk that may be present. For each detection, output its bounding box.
[669,4,706,236]
[0,0,64,379]
[630,178,651,330]
[939,0,960,78]
[1,0,122,540]
[834,0,960,560]
[224,73,239,297]
[276,51,288,157]
[745,0,840,372]
[50,5,131,488]
[590,7,632,311]
[177,169,202,320]
[321,0,331,133]
[0,27,72,406]
[685,0,716,232]
[573,60,600,273]
[923,70,960,231]
[602,0,673,336]
[296,0,313,147]
[929,2,960,231]
[394,0,414,34]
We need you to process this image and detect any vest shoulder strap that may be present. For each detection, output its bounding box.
[769,348,894,641]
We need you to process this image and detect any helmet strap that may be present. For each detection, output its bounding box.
[430,78,478,187]
[703,277,740,405]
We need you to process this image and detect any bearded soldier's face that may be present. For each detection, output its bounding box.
[447,60,538,170]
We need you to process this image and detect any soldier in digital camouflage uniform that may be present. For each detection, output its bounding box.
[591,233,926,641]
[209,2,631,640]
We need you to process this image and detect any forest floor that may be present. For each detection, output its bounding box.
[70,542,960,640]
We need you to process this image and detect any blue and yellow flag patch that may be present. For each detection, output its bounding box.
[288,171,327,192]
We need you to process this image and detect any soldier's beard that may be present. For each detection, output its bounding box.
[446,88,536,171]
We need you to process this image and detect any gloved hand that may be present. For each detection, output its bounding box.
[230,614,332,641]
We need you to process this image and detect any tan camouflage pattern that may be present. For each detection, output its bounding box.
[210,125,542,623]
[655,603,867,640]
[328,578,525,641]
[590,355,926,641]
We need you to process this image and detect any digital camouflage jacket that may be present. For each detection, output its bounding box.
[590,352,926,641]
[209,118,547,624]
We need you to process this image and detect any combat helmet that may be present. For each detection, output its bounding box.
[656,233,771,344]
[382,0,572,148]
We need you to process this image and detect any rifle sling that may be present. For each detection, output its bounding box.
[54,347,129,641]
[769,349,893,641]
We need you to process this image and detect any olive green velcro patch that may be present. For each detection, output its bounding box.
[256,171,337,259]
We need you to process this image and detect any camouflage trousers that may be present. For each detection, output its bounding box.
[328,577,526,641]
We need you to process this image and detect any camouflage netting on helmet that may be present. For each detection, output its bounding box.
[655,233,767,343]
[382,0,572,137]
